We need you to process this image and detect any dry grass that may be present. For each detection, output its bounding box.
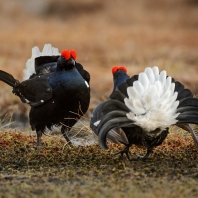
[0,0,198,124]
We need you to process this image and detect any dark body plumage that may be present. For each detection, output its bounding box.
[90,66,130,144]
[0,49,90,146]
[97,67,198,160]
[30,55,90,87]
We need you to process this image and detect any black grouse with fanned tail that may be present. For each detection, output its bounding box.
[97,66,198,160]
[0,44,90,146]
[90,66,130,145]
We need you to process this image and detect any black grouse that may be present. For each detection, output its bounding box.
[0,44,90,146]
[96,66,198,160]
[90,66,130,144]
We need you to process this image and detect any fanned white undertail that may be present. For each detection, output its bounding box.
[124,66,180,132]
[23,44,60,80]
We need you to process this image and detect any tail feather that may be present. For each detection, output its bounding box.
[178,98,198,108]
[107,128,129,145]
[173,81,193,101]
[174,81,184,93]
[177,88,193,101]
[32,46,40,57]
[90,102,129,145]
[177,106,198,113]
[176,115,198,125]
[0,70,18,87]
[98,117,135,149]
[98,110,128,132]
[177,111,198,117]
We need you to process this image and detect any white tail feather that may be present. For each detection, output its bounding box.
[152,66,159,80]
[133,81,144,97]
[127,86,139,100]
[159,70,166,88]
[145,67,155,84]
[125,66,179,132]
[139,72,150,88]
[23,44,60,80]
[32,46,40,56]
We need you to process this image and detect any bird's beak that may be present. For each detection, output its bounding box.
[68,57,75,67]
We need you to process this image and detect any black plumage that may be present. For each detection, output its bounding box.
[90,66,130,145]
[97,66,198,160]
[30,55,90,87]
[0,48,90,146]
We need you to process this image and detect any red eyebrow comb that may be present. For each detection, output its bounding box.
[112,66,119,74]
[70,50,77,60]
[118,66,127,73]
[61,50,71,60]
[112,66,127,74]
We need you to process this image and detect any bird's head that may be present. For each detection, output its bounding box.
[57,49,77,70]
[112,66,127,75]
[111,66,130,93]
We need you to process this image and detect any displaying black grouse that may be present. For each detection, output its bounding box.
[90,66,130,144]
[0,44,90,146]
[96,66,198,160]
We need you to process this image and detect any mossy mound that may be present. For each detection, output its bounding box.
[0,128,198,198]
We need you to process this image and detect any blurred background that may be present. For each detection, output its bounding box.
[0,0,197,129]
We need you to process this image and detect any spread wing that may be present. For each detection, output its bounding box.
[13,75,53,107]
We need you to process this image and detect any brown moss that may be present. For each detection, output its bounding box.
[0,129,198,197]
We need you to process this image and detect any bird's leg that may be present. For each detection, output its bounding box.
[36,130,42,146]
[114,145,131,160]
[136,146,153,160]
[61,126,72,145]
[114,145,153,161]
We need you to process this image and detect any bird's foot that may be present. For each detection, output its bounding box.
[114,146,153,161]
[114,146,132,161]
